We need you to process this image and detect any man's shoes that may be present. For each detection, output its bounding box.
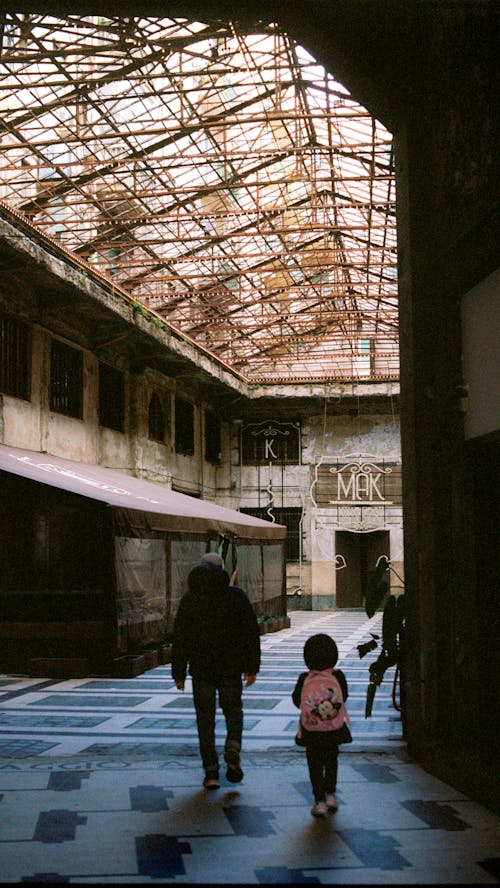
[203,772,220,789]
[311,800,328,817]
[325,793,339,811]
[224,747,243,783]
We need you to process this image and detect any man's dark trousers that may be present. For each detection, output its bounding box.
[192,676,243,773]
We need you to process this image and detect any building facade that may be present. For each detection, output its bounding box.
[0,209,401,618]
[236,413,402,609]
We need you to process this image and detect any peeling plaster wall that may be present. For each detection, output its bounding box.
[0,328,233,503]
[127,369,174,486]
[1,326,44,451]
[303,414,400,461]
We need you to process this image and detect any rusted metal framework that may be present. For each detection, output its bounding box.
[0,14,398,383]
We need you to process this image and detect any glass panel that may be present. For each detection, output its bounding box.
[0,16,397,385]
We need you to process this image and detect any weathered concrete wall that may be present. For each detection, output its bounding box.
[238,411,402,608]
[0,328,233,501]
[1,326,44,451]
[128,369,174,486]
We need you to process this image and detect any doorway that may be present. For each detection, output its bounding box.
[335,530,390,608]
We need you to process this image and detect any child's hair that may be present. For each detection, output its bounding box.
[303,633,338,670]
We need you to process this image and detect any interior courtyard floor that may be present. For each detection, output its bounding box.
[0,609,498,885]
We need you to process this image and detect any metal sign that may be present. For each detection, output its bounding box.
[311,455,402,507]
[241,420,301,465]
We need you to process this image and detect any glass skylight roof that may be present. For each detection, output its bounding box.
[0,14,398,383]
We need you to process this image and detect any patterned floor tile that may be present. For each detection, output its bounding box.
[0,611,498,884]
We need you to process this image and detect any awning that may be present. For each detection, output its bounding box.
[0,444,286,541]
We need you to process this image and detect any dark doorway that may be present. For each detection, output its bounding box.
[335,530,390,608]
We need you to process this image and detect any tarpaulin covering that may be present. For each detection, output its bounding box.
[233,540,284,609]
[0,444,287,658]
[0,444,286,540]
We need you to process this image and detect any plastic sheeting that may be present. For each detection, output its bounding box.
[170,538,212,620]
[114,536,167,651]
[263,543,285,604]
[0,445,287,661]
[235,541,284,611]
[233,542,262,606]
[112,508,286,650]
[168,539,284,622]
[108,479,286,645]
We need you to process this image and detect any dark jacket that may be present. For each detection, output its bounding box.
[171,582,261,683]
[292,668,349,748]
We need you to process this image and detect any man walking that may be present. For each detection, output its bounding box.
[171,553,261,788]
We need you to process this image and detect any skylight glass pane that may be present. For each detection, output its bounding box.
[0,14,398,383]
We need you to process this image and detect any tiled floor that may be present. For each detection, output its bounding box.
[0,610,499,884]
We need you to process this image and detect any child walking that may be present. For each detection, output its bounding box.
[292,633,351,817]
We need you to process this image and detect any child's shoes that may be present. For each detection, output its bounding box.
[325,793,339,811]
[311,800,328,817]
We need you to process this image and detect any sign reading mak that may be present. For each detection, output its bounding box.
[312,456,402,507]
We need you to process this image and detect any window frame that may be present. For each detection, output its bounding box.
[240,506,303,562]
[175,396,195,456]
[148,391,166,443]
[0,312,31,401]
[49,338,83,419]
[204,408,222,463]
[99,362,125,432]
[240,420,301,466]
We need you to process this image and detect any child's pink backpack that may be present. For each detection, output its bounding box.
[296,668,352,744]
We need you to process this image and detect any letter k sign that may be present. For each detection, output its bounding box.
[265,438,278,460]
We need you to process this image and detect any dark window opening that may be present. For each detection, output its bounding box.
[241,506,302,561]
[175,396,194,455]
[0,313,31,400]
[50,339,83,418]
[205,409,221,462]
[148,392,166,442]
[99,363,125,432]
[0,472,109,593]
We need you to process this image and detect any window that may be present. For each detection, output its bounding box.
[148,392,165,442]
[50,339,83,418]
[99,363,124,432]
[204,409,221,462]
[0,313,31,400]
[175,396,194,455]
[240,506,303,561]
[241,421,301,465]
